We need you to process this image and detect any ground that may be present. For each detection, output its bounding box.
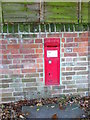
[0,95,90,120]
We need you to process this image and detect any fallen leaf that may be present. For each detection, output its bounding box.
[52,113,58,119]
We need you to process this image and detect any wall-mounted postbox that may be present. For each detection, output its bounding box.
[44,38,60,85]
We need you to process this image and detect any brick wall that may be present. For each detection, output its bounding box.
[0,32,89,103]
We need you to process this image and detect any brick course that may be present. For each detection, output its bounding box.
[0,31,89,103]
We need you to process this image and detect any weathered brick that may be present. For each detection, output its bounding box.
[0,40,8,44]
[62,80,75,84]
[22,44,38,49]
[76,80,88,83]
[64,43,78,47]
[23,87,37,92]
[73,48,87,53]
[25,73,39,78]
[63,89,76,93]
[21,59,35,63]
[77,88,88,92]
[1,79,12,83]
[37,69,43,72]
[66,67,72,71]
[75,62,88,66]
[74,38,88,42]
[79,42,88,47]
[9,65,23,69]
[74,67,86,70]
[77,71,88,75]
[23,39,34,43]
[2,84,9,88]
[66,38,73,42]
[64,53,77,57]
[24,54,39,58]
[47,33,62,37]
[35,39,42,43]
[67,85,76,89]
[79,52,88,56]
[2,60,12,64]
[37,59,43,63]
[13,92,24,96]
[73,57,86,62]
[22,78,36,82]
[66,77,72,80]
[52,85,65,90]
[64,33,77,37]
[79,32,88,38]
[7,44,20,49]
[36,49,43,53]
[2,97,15,102]
[22,69,36,73]
[2,93,12,97]
[20,49,34,54]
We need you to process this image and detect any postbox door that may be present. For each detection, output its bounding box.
[45,47,60,85]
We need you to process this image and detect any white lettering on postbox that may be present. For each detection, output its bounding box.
[47,50,58,57]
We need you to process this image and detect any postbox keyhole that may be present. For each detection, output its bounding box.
[49,72,50,76]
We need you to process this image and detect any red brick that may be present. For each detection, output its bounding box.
[22,69,36,73]
[73,48,87,53]
[79,32,88,38]
[2,49,10,54]
[61,68,65,71]
[37,69,43,72]
[66,67,72,71]
[13,70,21,74]
[12,55,23,59]
[62,48,64,52]
[64,33,77,37]
[62,38,65,43]
[66,38,73,42]
[21,59,35,63]
[64,43,78,47]
[37,59,43,63]
[13,60,20,64]
[20,49,34,54]
[39,34,46,38]
[2,60,12,64]
[7,44,20,49]
[79,52,88,56]
[35,39,42,43]
[79,42,88,47]
[74,38,88,42]
[0,40,8,44]
[24,54,39,58]
[39,44,43,48]
[23,39,34,43]
[11,49,19,54]
[39,54,43,58]
[0,45,6,49]
[64,53,77,57]
[3,55,7,59]
[22,44,38,49]
[36,49,43,53]
[9,65,23,69]
[47,33,62,37]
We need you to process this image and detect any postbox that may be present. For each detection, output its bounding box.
[44,38,60,85]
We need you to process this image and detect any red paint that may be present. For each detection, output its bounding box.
[44,38,60,85]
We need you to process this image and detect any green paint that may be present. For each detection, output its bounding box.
[0,2,88,23]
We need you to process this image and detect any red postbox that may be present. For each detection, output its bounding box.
[44,38,60,85]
